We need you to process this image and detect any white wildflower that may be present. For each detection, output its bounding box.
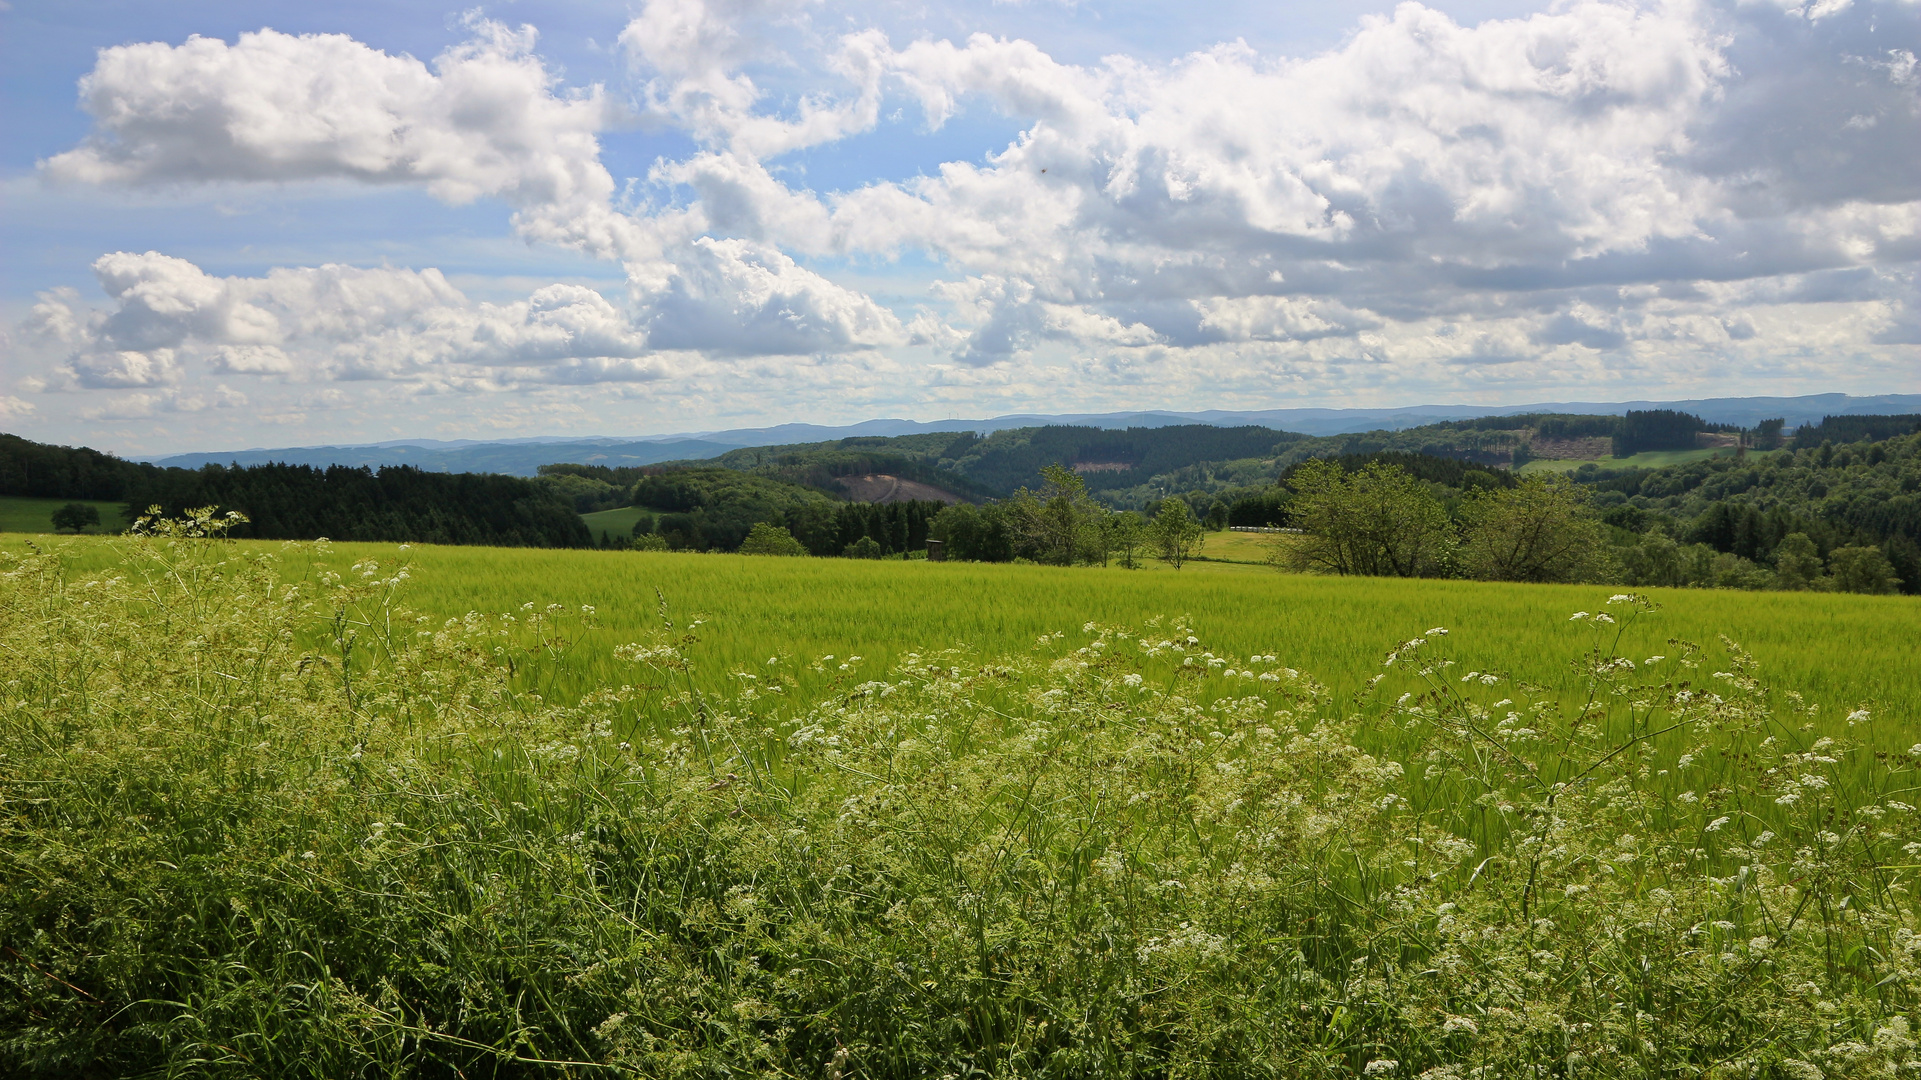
[1705,816,1731,832]
[1364,1061,1400,1076]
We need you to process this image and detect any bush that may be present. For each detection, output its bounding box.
[843,535,884,558]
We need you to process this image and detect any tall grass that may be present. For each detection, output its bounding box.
[4,525,1921,1077]
[273,540,1921,724]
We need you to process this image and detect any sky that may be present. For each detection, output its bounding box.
[0,0,1917,455]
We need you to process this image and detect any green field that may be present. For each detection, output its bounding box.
[1517,447,1791,474]
[12,531,1913,720]
[8,530,1921,1075]
[581,504,650,542]
[378,540,1921,718]
[0,494,125,534]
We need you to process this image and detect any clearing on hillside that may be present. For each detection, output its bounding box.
[834,473,967,504]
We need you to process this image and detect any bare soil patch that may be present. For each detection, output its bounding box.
[835,474,967,504]
[1528,436,1612,460]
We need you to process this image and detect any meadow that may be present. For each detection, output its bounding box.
[6,524,1921,1077]
[581,505,651,544]
[224,535,1921,717]
[0,494,125,534]
[1518,448,1752,474]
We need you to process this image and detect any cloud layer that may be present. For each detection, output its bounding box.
[8,0,1918,448]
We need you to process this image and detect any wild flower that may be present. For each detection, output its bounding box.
[5,537,1918,1077]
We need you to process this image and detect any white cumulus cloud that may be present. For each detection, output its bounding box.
[7,0,1916,445]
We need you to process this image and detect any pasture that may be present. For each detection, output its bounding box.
[0,494,125,534]
[581,504,650,543]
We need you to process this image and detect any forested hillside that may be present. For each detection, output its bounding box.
[0,433,159,500]
[2,435,589,547]
[124,463,591,547]
[1565,431,1921,593]
[12,415,1921,579]
[648,411,1781,509]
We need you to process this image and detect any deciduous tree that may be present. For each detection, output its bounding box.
[1007,464,1109,566]
[50,502,101,533]
[737,522,808,556]
[1150,499,1205,569]
[1827,545,1901,594]
[1457,476,1610,583]
[1275,460,1455,577]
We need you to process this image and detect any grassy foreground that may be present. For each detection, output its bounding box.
[6,526,1921,1077]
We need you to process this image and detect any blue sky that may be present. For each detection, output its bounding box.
[1,0,1916,455]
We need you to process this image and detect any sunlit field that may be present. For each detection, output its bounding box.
[14,531,1913,716]
[1517,448,1784,474]
[0,495,125,534]
[7,527,1921,1076]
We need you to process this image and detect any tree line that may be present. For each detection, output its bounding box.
[123,463,590,547]
[1271,449,1915,594]
[2,434,590,547]
[1557,430,1921,594]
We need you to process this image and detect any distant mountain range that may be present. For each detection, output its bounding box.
[144,393,1921,477]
